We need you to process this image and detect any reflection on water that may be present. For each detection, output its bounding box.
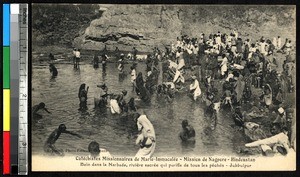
[32,63,247,157]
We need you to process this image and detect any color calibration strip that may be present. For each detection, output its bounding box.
[3,4,28,175]
[3,3,11,175]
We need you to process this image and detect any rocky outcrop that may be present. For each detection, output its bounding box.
[32,4,296,53]
[74,5,295,52]
[32,4,101,47]
[73,5,183,52]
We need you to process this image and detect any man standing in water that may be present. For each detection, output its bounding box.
[101,54,108,69]
[132,47,138,61]
[75,49,81,69]
[133,113,156,157]
[44,124,83,156]
[73,48,77,68]
[95,83,108,108]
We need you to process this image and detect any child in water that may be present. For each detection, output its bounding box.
[88,141,111,157]
[44,124,83,156]
[32,102,51,122]
[179,120,196,142]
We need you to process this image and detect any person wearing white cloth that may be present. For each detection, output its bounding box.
[248,43,256,59]
[272,37,277,48]
[134,113,156,157]
[110,96,121,114]
[277,36,282,50]
[176,47,185,71]
[130,66,137,90]
[75,49,81,68]
[245,128,290,155]
[259,40,267,56]
[189,76,201,101]
[220,54,228,77]
[173,69,185,84]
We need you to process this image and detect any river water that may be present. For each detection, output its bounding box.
[32,62,247,157]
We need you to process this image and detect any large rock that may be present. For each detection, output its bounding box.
[74,5,295,52]
[32,4,296,53]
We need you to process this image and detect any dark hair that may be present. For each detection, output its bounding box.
[182,120,189,128]
[39,102,46,108]
[281,126,288,132]
[276,145,288,156]
[128,97,137,111]
[78,84,86,97]
[58,124,67,132]
[122,90,127,96]
[133,112,141,122]
[88,141,100,156]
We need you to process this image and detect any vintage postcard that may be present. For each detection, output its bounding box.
[31,4,296,171]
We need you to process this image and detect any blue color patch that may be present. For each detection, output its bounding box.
[3,4,10,46]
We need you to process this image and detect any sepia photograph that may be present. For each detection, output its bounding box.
[31,4,296,171]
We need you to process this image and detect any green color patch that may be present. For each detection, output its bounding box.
[3,47,10,89]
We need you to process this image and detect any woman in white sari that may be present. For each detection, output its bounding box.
[134,113,156,157]
[189,76,201,101]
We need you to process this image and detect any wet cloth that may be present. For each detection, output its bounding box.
[135,115,156,157]
[173,70,185,83]
[263,93,272,106]
[226,73,234,82]
[177,58,185,70]
[263,84,273,106]
[245,132,290,154]
[189,79,201,101]
[110,99,121,114]
[168,60,178,69]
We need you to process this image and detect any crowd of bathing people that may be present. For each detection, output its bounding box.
[36,29,295,158]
